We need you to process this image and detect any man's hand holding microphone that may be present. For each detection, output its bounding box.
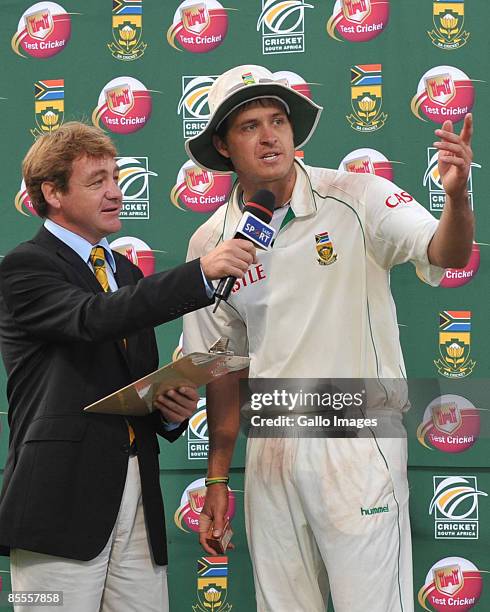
[200,239,257,284]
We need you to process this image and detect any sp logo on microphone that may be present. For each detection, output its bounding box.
[236,212,276,249]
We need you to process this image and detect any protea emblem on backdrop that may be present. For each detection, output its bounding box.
[108,0,147,61]
[31,79,64,139]
[346,64,387,132]
[193,557,232,612]
[428,0,469,50]
[434,311,476,379]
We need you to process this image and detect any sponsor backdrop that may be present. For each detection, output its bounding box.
[0,1,488,610]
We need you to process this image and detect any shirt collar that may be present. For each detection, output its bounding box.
[44,219,117,272]
[223,160,317,240]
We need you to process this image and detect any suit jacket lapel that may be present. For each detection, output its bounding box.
[32,227,130,366]
[113,256,135,366]
[33,227,103,294]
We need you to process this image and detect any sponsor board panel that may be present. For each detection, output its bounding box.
[160,470,255,611]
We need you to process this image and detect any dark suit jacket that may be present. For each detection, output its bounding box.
[0,227,212,565]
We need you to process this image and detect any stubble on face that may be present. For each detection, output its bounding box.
[214,100,297,206]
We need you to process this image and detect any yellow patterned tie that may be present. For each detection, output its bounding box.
[89,247,135,446]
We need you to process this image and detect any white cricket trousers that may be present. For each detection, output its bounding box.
[10,456,168,612]
[245,435,414,612]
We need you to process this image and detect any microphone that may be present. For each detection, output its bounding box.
[213,189,276,312]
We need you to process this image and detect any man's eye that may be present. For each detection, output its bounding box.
[91,179,103,187]
[243,124,256,132]
[273,117,285,125]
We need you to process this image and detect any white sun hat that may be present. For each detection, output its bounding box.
[185,64,323,173]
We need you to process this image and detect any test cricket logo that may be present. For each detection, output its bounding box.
[92,76,152,134]
[347,64,387,132]
[31,79,64,139]
[440,244,480,288]
[428,1,469,50]
[14,180,36,216]
[11,2,71,58]
[171,160,232,214]
[411,66,475,125]
[194,556,232,612]
[339,148,394,181]
[434,311,476,379]
[167,0,229,53]
[272,70,312,99]
[174,478,236,533]
[109,236,155,276]
[327,0,389,42]
[188,400,209,460]
[418,557,483,611]
[315,232,338,266]
[108,0,147,61]
[429,476,487,540]
[257,0,313,55]
[179,75,217,139]
[116,157,157,219]
[424,146,479,213]
[417,394,480,453]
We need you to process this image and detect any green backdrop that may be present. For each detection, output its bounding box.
[0,1,488,610]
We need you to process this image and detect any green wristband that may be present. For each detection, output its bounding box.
[205,477,229,487]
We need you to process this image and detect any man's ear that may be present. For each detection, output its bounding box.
[41,181,62,211]
[212,134,230,159]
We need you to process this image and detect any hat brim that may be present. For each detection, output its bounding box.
[185,83,323,174]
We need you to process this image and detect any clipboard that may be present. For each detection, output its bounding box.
[83,338,249,417]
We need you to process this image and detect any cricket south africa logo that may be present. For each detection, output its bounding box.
[257,0,313,55]
[417,394,480,454]
[170,160,232,213]
[411,66,475,124]
[116,157,157,219]
[167,0,229,53]
[327,0,389,42]
[11,2,71,58]
[108,0,147,61]
[174,478,236,533]
[178,75,217,139]
[418,557,483,611]
[347,64,387,132]
[92,76,152,134]
[428,0,469,50]
[429,476,487,540]
[31,79,64,138]
[434,311,476,379]
[339,148,395,181]
[187,400,209,460]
